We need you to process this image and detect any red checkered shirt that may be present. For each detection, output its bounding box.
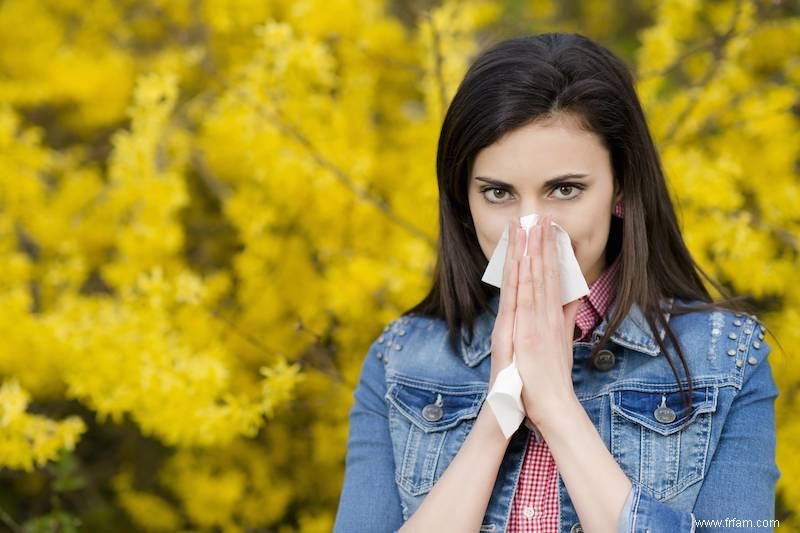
[507,254,622,532]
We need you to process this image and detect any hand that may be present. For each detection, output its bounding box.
[488,219,526,392]
[514,215,582,429]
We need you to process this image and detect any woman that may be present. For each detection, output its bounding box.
[333,32,781,533]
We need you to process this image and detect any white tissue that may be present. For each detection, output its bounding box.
[482,213,590,439]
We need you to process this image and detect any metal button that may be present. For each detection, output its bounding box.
[735,312,743,317]
[738,343,746,352]
[748,356,758,365]
[378,336,385,343]
[422,393,444,422]
[376,351,383,360]
[592,349,616,371]
[733,319,743,326]
[758,333,765,340]
[726,349,736,356]
[422,404,442,422]
[744,327,752,335]
[711,327,721,336]
[397,329,406,336]
[394,343,403,350]
[654,395,676,424]
[570,523,584,533]
[736,359,744,368]
[753,341,761,349]
[523,505,536,519]
[728,332,737,340]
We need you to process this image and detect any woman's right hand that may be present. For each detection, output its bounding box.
[488,220,526,391]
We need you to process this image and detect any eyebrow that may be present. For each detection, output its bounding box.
[474,173,589,189]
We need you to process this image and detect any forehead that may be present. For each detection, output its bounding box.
[471,117,610,182]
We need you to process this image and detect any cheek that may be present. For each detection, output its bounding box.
[482,225,507,261]
[471,218,497,261]
[469,205,508,261]
[568,220,611,265]
[478,235,493,261]
[559,221,584,248]
[562,223,596,259]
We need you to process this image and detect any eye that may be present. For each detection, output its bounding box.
[480,186,511,204]
[550,183,585,200]
[478,182,586,205]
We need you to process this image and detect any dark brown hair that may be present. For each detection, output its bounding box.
[402,32,783,419]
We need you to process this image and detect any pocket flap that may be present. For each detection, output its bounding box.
[386,378,486,433]
[610,385,718,436]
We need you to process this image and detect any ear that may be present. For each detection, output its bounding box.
[613,183,624,204]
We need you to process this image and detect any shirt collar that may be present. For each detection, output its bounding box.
[585,254,622,317]
[459,289,675,368]
[576,255,623,339]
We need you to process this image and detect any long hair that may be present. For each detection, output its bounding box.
[402,32,782,417]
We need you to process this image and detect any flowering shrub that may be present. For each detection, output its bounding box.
[0,0,797,530]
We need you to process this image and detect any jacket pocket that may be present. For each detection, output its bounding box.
[610,384,718,501]
[385,377,486,496]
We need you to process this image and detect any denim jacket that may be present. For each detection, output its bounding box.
[334,294,780,532]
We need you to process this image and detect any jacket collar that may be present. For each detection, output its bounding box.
[459,293,675,368]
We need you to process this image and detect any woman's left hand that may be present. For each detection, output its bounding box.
[514,214,582,430]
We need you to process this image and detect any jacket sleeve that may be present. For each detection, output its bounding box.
[690,336,780,532]
[617,480,697,533]
[618,328,780,533]
[333,328,404,533]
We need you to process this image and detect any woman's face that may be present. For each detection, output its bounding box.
[468,115,622,286]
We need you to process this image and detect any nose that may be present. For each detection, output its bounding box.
[513,208,574,250]
[517,200,543,219]
[515,205,558,228]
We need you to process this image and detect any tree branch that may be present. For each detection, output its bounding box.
[661,0,749,144]
[0,509,23,533]
[233,87,436,248]
[423,9,449,124]
[209,306,349,386]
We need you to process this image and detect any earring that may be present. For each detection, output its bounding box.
[613,201,624,218]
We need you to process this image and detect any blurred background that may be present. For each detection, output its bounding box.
[0,0,798,531]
